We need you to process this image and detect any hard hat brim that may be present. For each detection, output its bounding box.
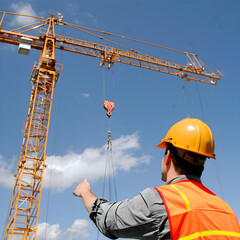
[156,139,216,159]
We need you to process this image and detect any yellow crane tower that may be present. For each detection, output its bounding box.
[0,11,222,240]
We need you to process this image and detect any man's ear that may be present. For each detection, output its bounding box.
[165,150,171,166]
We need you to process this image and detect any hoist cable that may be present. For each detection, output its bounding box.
[213,160,225,200]
[181,80,190,118]
[102,67,115,103]
[195,82,206,122]
[43,24,65,239]
[102,118,118,201]
[101,67,117,199]
[102,118,111,197]
[194,82,225,200]
[98,118,117,240]
[102,142,108,197]
[102,68,106,102]
[99,62,117,240]
[110,144,118,201]
[112,65,115,102]
[1,193,12,239]
[107,118,118,202]
[44,73,61,240]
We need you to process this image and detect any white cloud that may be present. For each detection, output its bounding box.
[84,12,97,24]
[0,155,15,188]
[66,4,81,25]
[0,133,150,192]
[65,6,97,25]
[37,223,62,240]
[66,3,78,17]
[10,3,37,26]
[64,219,90,239]
[0,45,17,52]
[81,93,90,98]
[44,132,150,192]
[37,219,90,240]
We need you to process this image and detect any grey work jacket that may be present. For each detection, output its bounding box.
[89,175,201,239]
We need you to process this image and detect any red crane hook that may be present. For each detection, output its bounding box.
[104,100,115,117]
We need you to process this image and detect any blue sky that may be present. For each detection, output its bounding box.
[0,0,239,239]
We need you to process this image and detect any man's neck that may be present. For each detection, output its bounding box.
[166,175,201,184]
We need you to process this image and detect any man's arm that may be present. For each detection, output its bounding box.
[73,181,170,239]
[73,178,97,213]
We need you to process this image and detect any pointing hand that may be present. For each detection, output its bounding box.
[73,178,91,198]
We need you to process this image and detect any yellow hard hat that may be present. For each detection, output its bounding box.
[157,118,215,159]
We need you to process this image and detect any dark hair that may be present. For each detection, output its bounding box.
[165,144,206,177]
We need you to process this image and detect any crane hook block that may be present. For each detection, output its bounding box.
[104,100,115,117]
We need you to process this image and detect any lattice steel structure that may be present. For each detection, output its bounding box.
[3,17,62,240]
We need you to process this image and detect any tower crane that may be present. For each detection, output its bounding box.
[0,11,222,240]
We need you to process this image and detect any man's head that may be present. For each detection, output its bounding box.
[157,118,215,182]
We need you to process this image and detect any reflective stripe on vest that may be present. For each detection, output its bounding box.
[155,180,240,240]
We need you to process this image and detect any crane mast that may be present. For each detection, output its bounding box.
[3,17,62,240]
[0,11,221,240]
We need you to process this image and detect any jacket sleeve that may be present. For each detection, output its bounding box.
[89,187,170,240]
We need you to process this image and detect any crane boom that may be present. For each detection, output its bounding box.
[0,11,222,240]
[54,34,220,84]
[0,12,221,85]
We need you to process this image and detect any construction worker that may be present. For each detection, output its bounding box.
[73,118,240,239]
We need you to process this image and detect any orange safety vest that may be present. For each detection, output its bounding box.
[155,180,240,240]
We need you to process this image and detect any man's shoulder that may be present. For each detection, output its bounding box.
[139,187,164,203]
